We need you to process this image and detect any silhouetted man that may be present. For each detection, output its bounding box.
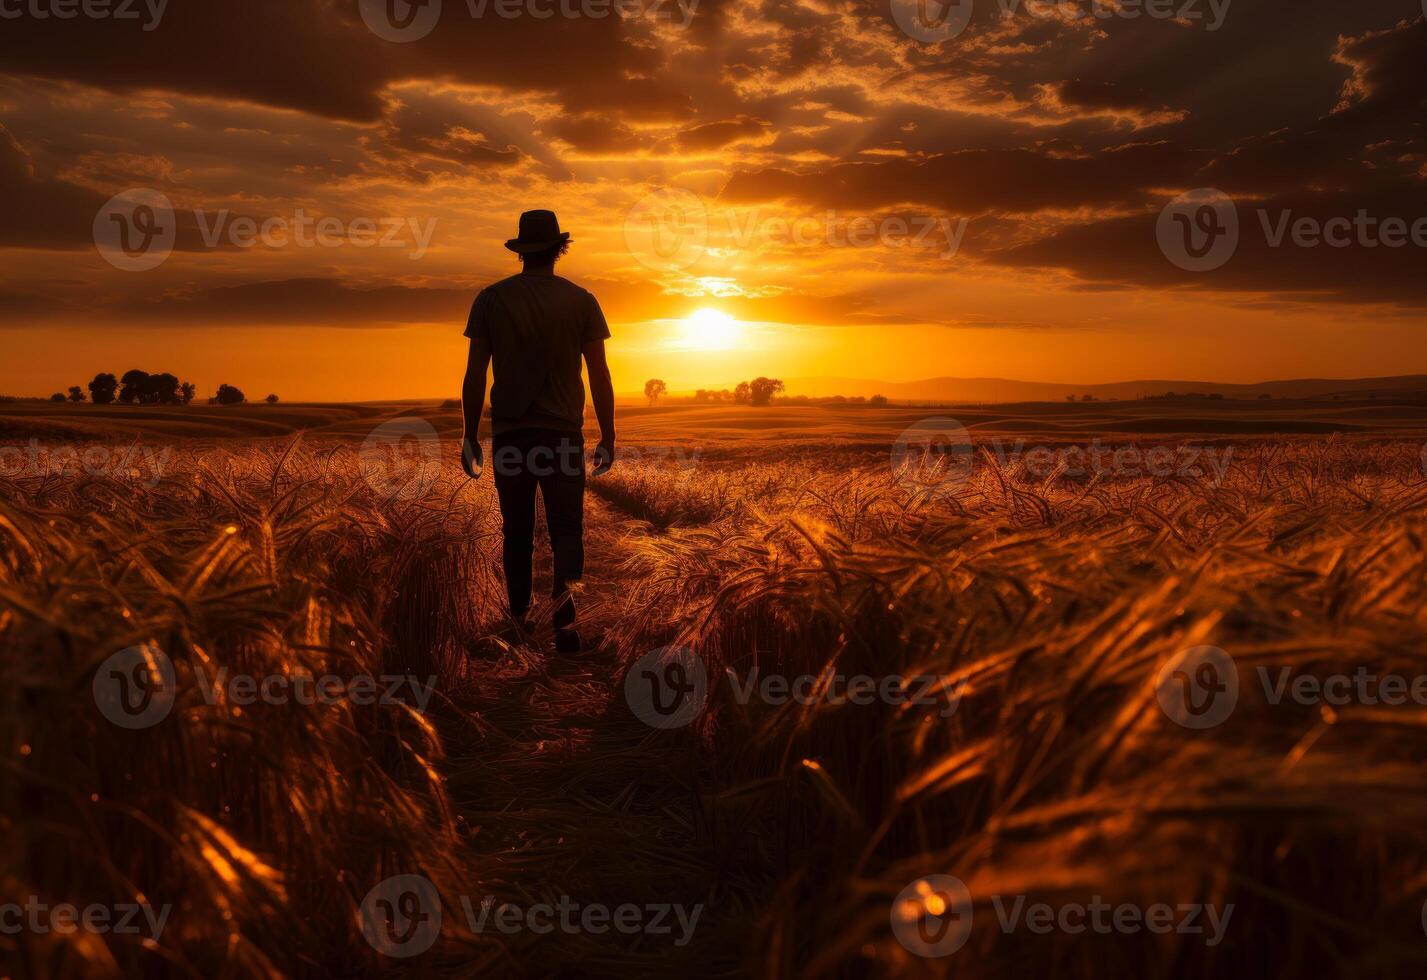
[461,210,616,653]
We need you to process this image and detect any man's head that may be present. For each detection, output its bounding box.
[505,210,570,269]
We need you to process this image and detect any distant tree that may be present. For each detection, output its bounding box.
[1081,394,1096,402]
[749,377,785,407]
[869,394,888,407]
[88,372,119,405]
[265,393,280,404]
[1257,394,1272,400]
[1066,394,1077,402]
[214,384,246,405]
[119,369,149,404]
[67,386,85,403]
[147,373,181,405]
[644,379,667,406]
[50,392,67,402]
[733,381,752,405]
[179,382,197,405]
[116,369,180,405]
[692,389,710,403]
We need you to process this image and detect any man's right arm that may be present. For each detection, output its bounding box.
[583,338,615,475]
[461,337,491,478]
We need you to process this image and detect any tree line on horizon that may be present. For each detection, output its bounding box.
[645,377,890,408]
[47,372,278,406]
[646,377,793,407]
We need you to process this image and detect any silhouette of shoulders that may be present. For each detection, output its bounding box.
[480,272,593,300]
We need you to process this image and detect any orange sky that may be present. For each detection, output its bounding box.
[2,4,1425,400]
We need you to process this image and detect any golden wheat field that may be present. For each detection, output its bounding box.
[4,402,1427,978]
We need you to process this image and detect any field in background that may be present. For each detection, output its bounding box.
[4,401,1427,977]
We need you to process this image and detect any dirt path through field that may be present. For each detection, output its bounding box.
[442,498,731,977]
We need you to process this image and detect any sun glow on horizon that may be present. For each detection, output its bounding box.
[674,308,743,351]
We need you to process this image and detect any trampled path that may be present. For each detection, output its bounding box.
[441,498,739,977]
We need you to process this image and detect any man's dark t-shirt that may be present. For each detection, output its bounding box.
[465,271,611,436]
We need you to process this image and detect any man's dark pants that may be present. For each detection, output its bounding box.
[491,428,584,630]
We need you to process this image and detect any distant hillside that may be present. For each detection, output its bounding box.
[779,375,1427,403]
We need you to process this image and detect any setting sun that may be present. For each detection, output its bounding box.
[677,309,742,351]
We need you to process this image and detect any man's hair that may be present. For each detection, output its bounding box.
[520,240,570,267]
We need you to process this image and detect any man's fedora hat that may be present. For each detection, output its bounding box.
[505,209,571,254]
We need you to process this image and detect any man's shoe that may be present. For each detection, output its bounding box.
[554,628,581,654]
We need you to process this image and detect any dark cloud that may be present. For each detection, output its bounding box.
[722,142,1212,215]
[995,184,1427,307]
[675,115,771,151]
[124,278,473,326]
[0,123,110,249]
